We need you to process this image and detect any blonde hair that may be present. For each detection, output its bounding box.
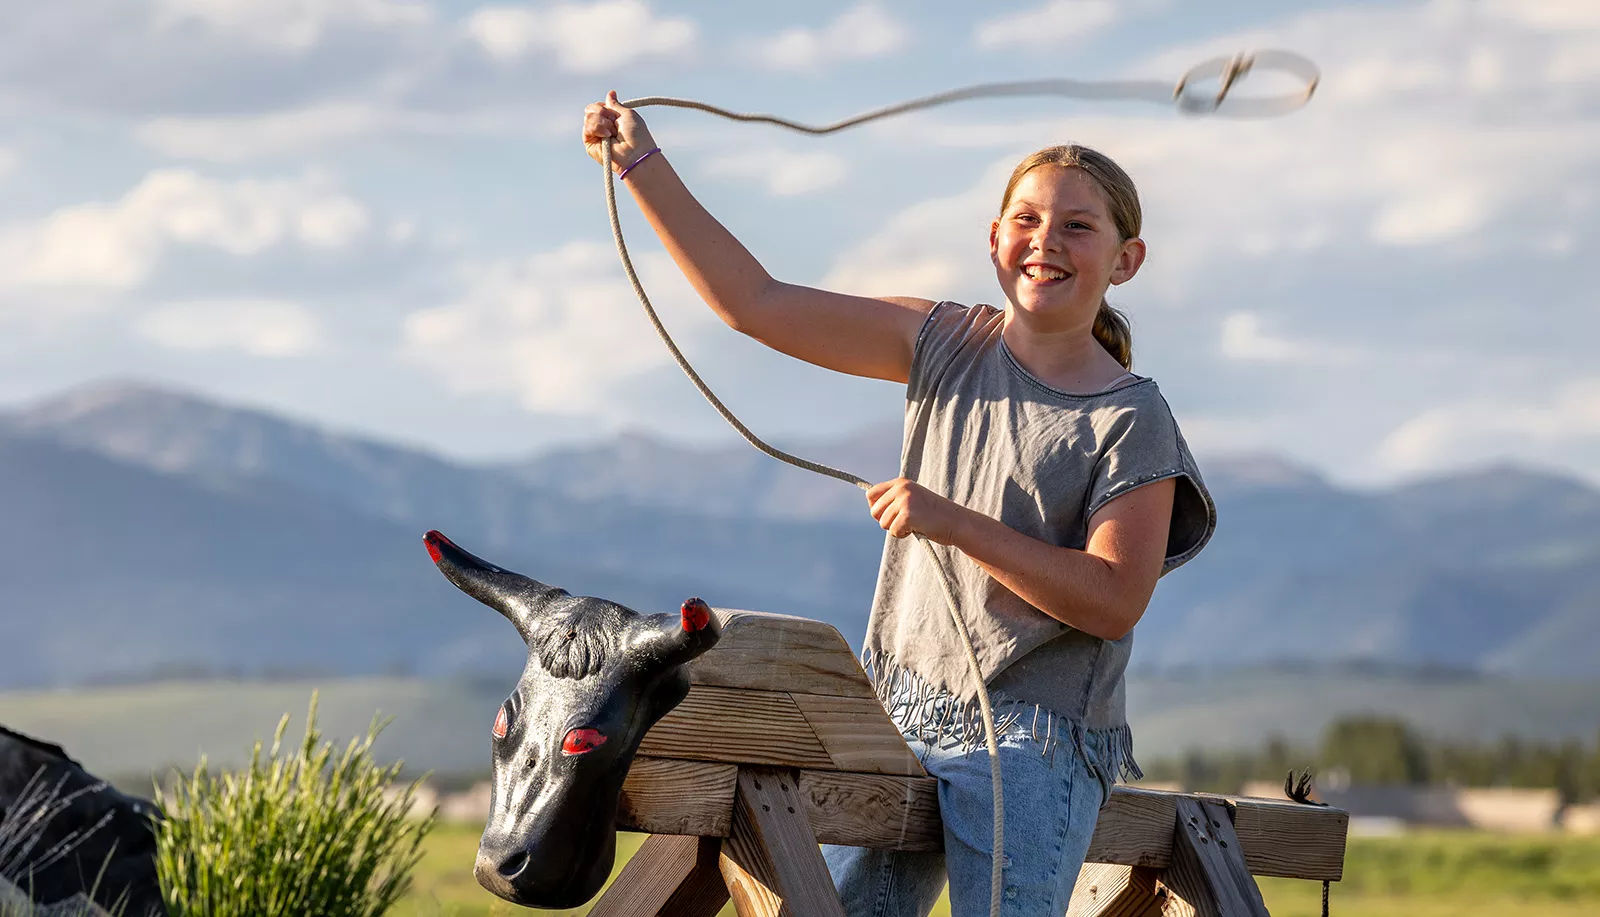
[998,145,1141,369]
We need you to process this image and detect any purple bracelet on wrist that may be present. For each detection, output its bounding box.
[618,147,661,181]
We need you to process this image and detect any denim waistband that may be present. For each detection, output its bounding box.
[863,648,1143,783]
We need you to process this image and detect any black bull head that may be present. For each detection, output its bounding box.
[422,530,721,908]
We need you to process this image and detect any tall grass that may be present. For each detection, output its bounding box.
[153,692,437,917]
[0,766,126,917]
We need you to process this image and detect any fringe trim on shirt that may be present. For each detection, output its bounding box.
[861,648,1144,783]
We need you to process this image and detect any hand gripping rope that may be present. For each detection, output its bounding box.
[598,50,1319,917]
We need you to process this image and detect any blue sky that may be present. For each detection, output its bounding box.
[1,0,1597,488]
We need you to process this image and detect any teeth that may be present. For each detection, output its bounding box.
[1024,265,1066,281]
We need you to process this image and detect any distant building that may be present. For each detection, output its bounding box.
[1238,780,1563,832]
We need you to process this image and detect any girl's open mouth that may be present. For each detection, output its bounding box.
[1022,264,1069,283]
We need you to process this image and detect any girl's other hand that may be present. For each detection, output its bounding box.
[867,478,969,546]
[583,90,657,174]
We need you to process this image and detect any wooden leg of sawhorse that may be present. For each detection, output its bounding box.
[717,766,847,917]
[588,834,729,917]
[1068,863,1172,916]
[590,766,848,917]
[1069,798,1270,917]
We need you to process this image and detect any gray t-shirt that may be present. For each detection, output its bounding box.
[862,301,1216,779]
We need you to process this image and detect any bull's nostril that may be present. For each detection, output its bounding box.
[497,851,530,880]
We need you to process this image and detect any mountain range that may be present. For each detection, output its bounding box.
[1,379,1597,689]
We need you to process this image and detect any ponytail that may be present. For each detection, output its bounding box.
[1093,299,1132,369]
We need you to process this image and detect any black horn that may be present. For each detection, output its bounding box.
[629,598,721,668]
[423,530,566,643]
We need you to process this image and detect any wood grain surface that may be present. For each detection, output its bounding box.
[1161,798,1269,917]
[718,767,846,917]
[620,758,1347,882]
[689,610,877,700]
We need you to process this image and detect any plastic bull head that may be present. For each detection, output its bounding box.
[422,530,721,908]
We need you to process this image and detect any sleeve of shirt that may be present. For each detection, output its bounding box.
[1084,392,1218,575]
[906,301,980,405]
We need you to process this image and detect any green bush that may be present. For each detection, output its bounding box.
[153,693,437,917]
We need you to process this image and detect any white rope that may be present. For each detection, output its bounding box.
[598,51,1318,916]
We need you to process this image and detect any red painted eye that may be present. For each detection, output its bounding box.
[492,707,509,739]
[681,598,711,632]
[561,727,607,756]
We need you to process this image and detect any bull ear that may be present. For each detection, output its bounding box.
[631,598,721,668]
[423,530,566,644]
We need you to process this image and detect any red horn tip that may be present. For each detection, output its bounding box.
[423,530,449,564]
[681,598,711,632]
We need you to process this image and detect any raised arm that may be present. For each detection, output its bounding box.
[583,92,933,384]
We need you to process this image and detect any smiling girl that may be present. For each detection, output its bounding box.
[584,92,1216,917]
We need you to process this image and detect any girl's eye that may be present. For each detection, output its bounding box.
[1066,221,1089,230]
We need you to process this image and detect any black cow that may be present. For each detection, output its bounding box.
[0,726,164,916]
[422,530,721,908]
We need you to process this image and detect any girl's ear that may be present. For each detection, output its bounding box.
[989,219,1000,265]
[1110,237,1147,286]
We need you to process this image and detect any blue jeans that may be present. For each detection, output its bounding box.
[822,722,1113,917]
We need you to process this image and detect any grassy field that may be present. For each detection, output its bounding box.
[397,824,1600,917]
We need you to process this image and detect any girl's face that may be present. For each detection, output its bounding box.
[989,165,1145,328]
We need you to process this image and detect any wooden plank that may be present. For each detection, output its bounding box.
[1164,799,1268,916]
[1066,864,1171,917]
[588,834,729,917]
[1209,791,1349,882]
[1087,785,1180,870]
[789,692,925,777]
[718,767,846,917]
[690,610,877,700]
[618,759,1348,883]
[719,838,784,917]
[1087,786,1348,882]
[618,757,738,838]
[1161,798,1269,917]
[797,770,942,852]
[639,685,835,769]
[619,756,940,850]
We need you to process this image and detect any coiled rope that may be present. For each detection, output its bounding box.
[598,49,1318,916]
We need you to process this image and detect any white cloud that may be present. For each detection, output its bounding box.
[1219,312,1358,366]
[703,148,848,197]
[151,0,432,52]
[1377,378,1600,483]
[0,169,369,292]
[136,104,397,163]
[757,3,908,71]
[975,0,1117,51]
[133,100,533,163]
[136,298,325,356]
[0,147,17,181]
[467,0,695,72]
[1169,413,1282,461]
[399,240,712,417]
[821,155,1006,300]
[1485,0,1600,30]
[901,0,1600,275]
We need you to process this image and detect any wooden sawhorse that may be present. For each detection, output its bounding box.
[588,611,1348,916]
